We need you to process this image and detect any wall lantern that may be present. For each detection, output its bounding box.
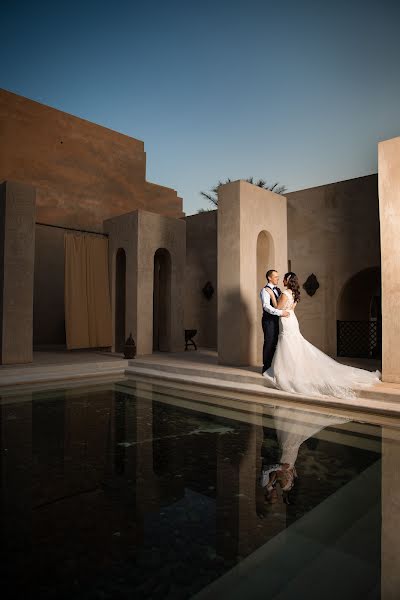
[303,274,319,297]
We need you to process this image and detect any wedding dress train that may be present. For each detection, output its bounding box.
[260,407,350,491]
[262,290,381,400]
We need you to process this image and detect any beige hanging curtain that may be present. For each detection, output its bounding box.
[64,233,112,349]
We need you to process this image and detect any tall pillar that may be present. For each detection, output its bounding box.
[218,180,287,366]
[378,137,400,383]
[0,181,36,364]
[104,209,186,357]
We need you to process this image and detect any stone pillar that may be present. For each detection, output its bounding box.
[379,137,400,383]
[104,210,186,356]
[0,181,36,364]
[218,180,287,366]
[104,211,138,353]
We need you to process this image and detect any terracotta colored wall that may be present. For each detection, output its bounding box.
[0,89,183,232]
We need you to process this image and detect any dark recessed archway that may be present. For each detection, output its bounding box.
[337,267,381,321]
[336,267,381,358]
[115,248,126,353]
[153,248,172,352]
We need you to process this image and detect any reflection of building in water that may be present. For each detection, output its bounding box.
[0,384,393,597]
[0,394,33,574]
[381,427,400,600]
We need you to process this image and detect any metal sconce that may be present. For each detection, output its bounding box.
[303,274,320,297]
[202,281,214,300]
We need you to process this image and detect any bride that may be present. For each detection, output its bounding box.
[262,272,381,399]
[260,407,350,503]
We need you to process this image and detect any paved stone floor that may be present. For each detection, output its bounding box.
[1,347,398,418]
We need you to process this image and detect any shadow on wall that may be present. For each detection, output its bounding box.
[115,248,126,353]
[219,289,252,366]
[153,248,172,352]
[256,230,275,366]
[337,267,381,321]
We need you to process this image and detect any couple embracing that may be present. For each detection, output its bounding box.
[260,269,380,400]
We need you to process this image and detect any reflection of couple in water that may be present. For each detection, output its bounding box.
[260,407,349,504]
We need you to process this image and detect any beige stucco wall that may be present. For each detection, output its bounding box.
[184,210,218,348]
[378,136,400,383]
[218,180,287,366]
[287,174,381,356]
[104,210,186,356]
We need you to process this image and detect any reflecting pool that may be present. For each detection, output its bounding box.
[1,379,397,599]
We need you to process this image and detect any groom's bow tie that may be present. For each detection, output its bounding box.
[274,286,282,295]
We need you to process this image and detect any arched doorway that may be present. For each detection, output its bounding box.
[153,248,172,352]
[256,231,275,364]
[337,267,381,358]
[115,248,126,353]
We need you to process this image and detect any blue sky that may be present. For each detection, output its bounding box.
[1,0,399,214]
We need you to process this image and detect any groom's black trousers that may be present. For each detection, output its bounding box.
[262,312,279,373]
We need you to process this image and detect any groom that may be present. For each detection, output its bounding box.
[260,269,290,374]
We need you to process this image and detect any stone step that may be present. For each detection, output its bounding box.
[125,363,400,416]
[0,360,127,388]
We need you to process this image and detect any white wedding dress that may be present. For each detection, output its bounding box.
[262,290,381,399]
[260,407,350,490]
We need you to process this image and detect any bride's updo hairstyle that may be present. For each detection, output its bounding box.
[284,272,301,303]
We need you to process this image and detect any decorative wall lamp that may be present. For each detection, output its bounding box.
[202,281,214,300]
[303,274,320,297]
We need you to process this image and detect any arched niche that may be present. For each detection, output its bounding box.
[153,248,172,352]
[115,248,126,353]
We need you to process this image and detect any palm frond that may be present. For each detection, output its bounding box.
[200,176,286,211]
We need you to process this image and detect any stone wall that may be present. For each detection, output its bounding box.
[33,225,67,347]
[104,210,186,356]
[378,136,400,383]
[183,175,380,357]
[0,89,184,232]
[287,174,380,356]
[184,211,218,349]
[218,181,287,366]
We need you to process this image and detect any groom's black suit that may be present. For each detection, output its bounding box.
[262,286,281,374]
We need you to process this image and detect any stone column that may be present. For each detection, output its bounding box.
[218,180,287,366]
[0,181,36,364]
[378,137,400,383]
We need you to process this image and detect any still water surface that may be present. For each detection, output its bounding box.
[0,379,396,599]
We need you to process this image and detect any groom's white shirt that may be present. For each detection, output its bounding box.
[260,283,283,316]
